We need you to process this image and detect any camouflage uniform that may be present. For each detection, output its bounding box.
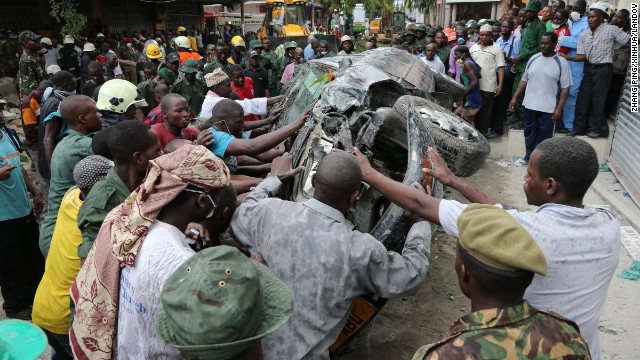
[261,49,278,94]
[412,301,591,360]
[0,38,20,77]
[18,51,45,100]
[170,77,205,117]
[203,60,233,77]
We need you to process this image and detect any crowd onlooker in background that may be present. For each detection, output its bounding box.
[553,10,571,54]
[18,31,46,101]
[563,1,629,138]
[510,32,571,166]
[434,31,451,73]
[606,9,631,116]
[557,0,588,133]
[492,20,520,138]
[470,24,505,137]
[448,27,475,82]
[420,43,446,73]
[453,46,482,126]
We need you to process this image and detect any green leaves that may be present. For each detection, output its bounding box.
[49,0,87,38]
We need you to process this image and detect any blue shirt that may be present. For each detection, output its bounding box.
[496,35,520,64]
[0,130,31,221]
[304,44,314,61]
[206,127,236,158]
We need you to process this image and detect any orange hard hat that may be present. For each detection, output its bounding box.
[447,32,458,42]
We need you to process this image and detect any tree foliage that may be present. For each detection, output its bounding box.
[50,0,87,38]
[404,0,436,13]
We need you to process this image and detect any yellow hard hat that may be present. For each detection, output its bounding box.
[174,36,191,49]
[177,26,186,32]
[146,43,162,59]
[231,36,246,48]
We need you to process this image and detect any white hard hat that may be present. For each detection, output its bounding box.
[175,36,190,49]
[589,1,616,18]
[341,35,353,43]
[96,79,146,113]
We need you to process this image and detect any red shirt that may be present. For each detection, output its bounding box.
[231,77,259,121]
[151,123,201,151]
[554,26,571,54]
[144,105,164,125]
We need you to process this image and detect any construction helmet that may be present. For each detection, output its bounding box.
[589,1,616,19]
[231,35,246,48]
[146,43,162,59]
[177,26,186,32]
[96,79,147,114]
[175,36,191,49]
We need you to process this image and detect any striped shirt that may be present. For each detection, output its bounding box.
[577,23,629,64]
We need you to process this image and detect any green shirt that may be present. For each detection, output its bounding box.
[437,45,451,71]
[171,77,206,117]
[261,50,279,89]
[203,60,233,77]
[412,301,591,360]
[39,129,94,257]
[137,79,157,109]
[76,168,130,259]
[519,18,547,62]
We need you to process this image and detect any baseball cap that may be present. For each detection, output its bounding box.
[155,246,293,360]
[249,50,260,58]
[19,30,42,43]
[166,52,180,63]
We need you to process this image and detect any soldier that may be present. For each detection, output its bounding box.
[412,204,591,360]
[260,37,279,96]
[18,30,46,101]
[117,38,138,85]
[137,62,159,109]
[159,51,180,77]
[171,58,205,116]
[240,40,272,72]
[203,41,233,77]
[415,24,428,49]
[0,29,20,77]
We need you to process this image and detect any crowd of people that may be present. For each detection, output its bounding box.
[0,0,629,359]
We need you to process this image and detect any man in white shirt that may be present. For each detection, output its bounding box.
[420,43,445,73]
[353,135,619,360]
[199,68,282,119]
[470,24,505,137]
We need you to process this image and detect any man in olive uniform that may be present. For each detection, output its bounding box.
[0,29,20,78]
[18,31,46,101]
[171,58,205,116]
[76,120,162,259]
[510,0,546,128]
[412,204,591,360]
[415,24,428,49]
[117,38,138,85]
[241,40,272,71]
[260,37,279,97]
[403,29,418,50]
[203,42,233,77]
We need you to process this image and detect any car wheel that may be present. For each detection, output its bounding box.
[394,95,490,177]
[430,69,466,103]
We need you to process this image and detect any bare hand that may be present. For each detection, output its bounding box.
[353,148,374,179]
[422,147,456,187]
[0,163,16,181]
[196,129,215,147]
[270,152,304,180]
[551,107,563,122]
[513,55,522,65]
[294,106,312,129]
[558,52,568,60]
[250,251,268,266]
[508,99,516,113]
[494,84,502,97]
[184,222,211,250]
[32,193,44,213]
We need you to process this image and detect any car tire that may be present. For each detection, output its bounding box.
[394,95,490,177]
[430,69,466,103]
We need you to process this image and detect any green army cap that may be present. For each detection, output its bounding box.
[460,20,467,25]
[19,30,42,43]
[487,19,497,25]
[158,68,176,85]
[405,29,416,36]
[525,0,542,12]
[467,20,479,28]
[179,58,199,74]
[249,39,262,50]
[155,246,293,360]
[415,24,427,32]
[284,41,297,49]
[166,52,180,63]
[457,204,548,276]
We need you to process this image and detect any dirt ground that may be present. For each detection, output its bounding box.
[338,159,640,360]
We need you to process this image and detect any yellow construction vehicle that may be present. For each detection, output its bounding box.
[258,0,309,39]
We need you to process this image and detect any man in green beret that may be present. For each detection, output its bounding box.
[171,58,205,116]
[412,204,591,359]
[510,0,546,129]
[467,20,480,43]
[354,136,619,358]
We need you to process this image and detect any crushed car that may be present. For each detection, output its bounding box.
[269,47,490,355]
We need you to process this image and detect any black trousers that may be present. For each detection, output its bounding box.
[573,63,613,136]
[0,212,44,314]
[475,91,496,135]
[605,73,626,116]
[491,68,516,133]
